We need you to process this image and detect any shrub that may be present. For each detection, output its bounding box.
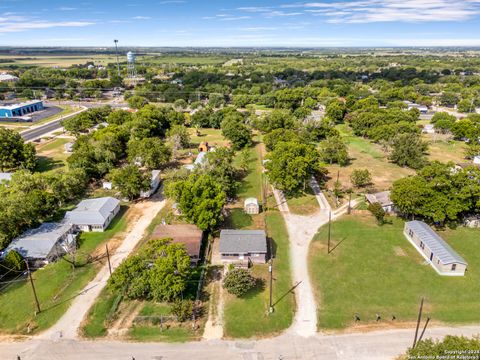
[223,268,257,297]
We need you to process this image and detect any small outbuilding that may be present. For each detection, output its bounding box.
[0,172,13,183]
[404,221,467,276]
[219,229,268,265]
[244,198,260,215]
[365,191,395,213]
[66,197,120,232]
[6,221,77,266]
[198,141,210,152]
[150,224,203,265]
[140,170,161,198]
[102,181,113,190]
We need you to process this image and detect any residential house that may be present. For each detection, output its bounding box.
[150,224,203,265]
[66,197,120,232]
[244,198,260,215]
[219,230,268,265]
[140,170,161,198]
[0,74,19,83]
[365,191,395,213]
[404,221,467,276]
[5,221,77,266]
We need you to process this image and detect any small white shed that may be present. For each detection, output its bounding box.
[244,198,260,215]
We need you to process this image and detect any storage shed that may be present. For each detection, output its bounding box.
[244,198,260,215]
[365,191,395,213]
[404,221,467,276]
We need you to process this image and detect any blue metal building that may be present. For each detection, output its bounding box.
[0,100,44,118]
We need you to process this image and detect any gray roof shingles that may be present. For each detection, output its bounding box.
[219,230,267,254]
[406,221,467,265]
[66,197,119,226]
[6,221,72,259]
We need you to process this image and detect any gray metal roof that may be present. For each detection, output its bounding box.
[219,230,267,254]
[405,221,467,265]
[66,197,119,226]
[365,191,392,207]
[6,222,73,259]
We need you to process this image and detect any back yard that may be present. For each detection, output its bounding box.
[329,125,414,191]
[309,214,480,330]
[0,208,128,334]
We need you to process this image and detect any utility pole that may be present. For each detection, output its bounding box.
[106,244,112,275]
[413,297,424,348]
[268,259,274,314]
[25,260,41,314]
[348,190,352,215]
[114,39,120,78]
[327,211,332,254]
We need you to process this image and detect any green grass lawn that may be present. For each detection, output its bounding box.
[223,211,294,338]
[287,187,320,215]
[35,138,71,173]
[309,214,480,330]
[234,141,263,200]
[425,137,468,164]
[329,124,414,191]
[189,128,229,149]
[0,208,128,334]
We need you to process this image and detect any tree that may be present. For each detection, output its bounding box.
[223,268,257,297]
[109,165,150,200]
[204,147,239,198]
[465,143,480,159]
[325,99,347,123]
[350,169,372,188]
[264,129,301,152]
[165,173,226,231]
[368,202,386,225]
[405,335,480,358]
[221,115,252,150]
[167,124,190,151]
[171,299,193,322]
[319,136,349,166]
[127,138,171,170]
[3,250,25,272]
[108,239,191,302]
[457,99,474,113]
[0,128,37,171]
[127,95,149,109]
[266,141,321,195]
[106,110,133,125]
[389,134,428,169]
[238,149,250,172]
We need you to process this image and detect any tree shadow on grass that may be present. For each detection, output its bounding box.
[35,156,64,173]
[241,278,266,300]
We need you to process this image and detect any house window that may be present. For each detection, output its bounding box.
[408,229,414,237]
[420,241,425,249]
[451,264,457,271]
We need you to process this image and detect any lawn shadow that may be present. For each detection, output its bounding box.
[35,156,64,172]
[242,278,266,300]
[272,281,302,308]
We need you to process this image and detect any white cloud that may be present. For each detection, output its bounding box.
[0,16,94,33]
[132,16,152,20]
[58,7,77,11]
[295,0,480,23]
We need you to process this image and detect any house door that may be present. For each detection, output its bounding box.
[430,252,434,261]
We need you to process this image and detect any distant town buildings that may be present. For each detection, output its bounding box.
[0,73,19,83]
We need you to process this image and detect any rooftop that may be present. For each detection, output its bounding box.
[244,197,259,206]
[66,197,120,226]
[219,229,267,254]
[6,221,73,259]
[365,191,393,207]
[0,100,43,111]
[406,221,467,265]
[150,224,203,258]
[0,172,13,182]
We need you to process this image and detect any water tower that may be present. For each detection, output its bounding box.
[127,51,136,78]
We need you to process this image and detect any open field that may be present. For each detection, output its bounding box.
[424,134,468,164]
[328,125,414,191]
[0,55,117,68]
[0,209,128,334]
[189,128,229,150]
[234,139,263,201]
[309,214,480,330]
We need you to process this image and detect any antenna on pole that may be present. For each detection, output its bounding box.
[114,39,120,77]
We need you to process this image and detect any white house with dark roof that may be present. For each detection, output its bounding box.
[404,221,467,276]
[5,221,76,266]
[219,229,267,264]
[66,197,120,232]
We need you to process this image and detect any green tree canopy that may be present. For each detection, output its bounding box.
[109,165,150,200]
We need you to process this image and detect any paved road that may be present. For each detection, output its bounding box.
[3,325,480,360]
[20,107,86,142]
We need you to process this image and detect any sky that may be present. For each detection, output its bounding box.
[1,0,480,47]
